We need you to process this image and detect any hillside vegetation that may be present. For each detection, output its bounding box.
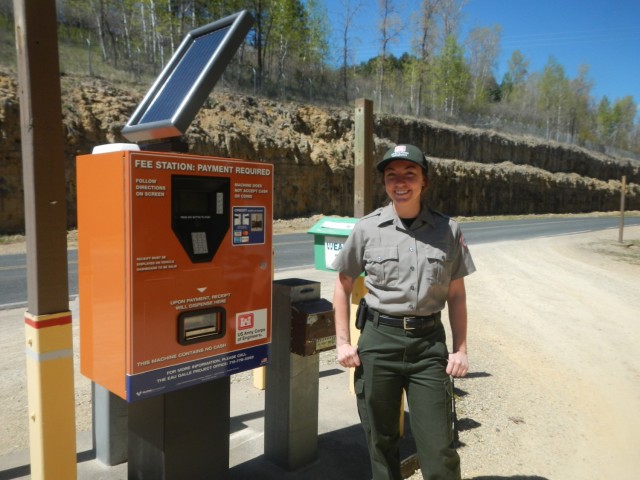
[1,0,639,158]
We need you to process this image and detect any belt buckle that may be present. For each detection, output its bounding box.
[402,316,416,330]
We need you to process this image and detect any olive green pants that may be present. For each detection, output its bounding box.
[355,319,460,480]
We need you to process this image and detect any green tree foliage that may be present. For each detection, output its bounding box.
[595,96,639,150]
[537,56,569,140]
[500,49,529,104]
[596,96,615,143]
[270,0,308,95]
[304,0,330,68]
[432,35,470,116]
[567,65,595,145]
[610,96,637,150]
[0,0,637,154]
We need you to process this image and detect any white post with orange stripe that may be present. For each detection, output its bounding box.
[24,311,77,479]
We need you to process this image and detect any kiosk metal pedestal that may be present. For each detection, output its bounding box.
[265,279,335,471]
[128,379,230,479]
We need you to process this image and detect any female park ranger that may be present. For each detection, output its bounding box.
[332,144,475,480]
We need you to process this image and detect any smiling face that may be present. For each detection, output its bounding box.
[382,160,428,217]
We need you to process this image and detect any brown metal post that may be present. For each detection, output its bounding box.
[354,98,374,217]
[13,0,76,478]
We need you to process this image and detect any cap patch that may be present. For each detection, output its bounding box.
[391,145,409,158]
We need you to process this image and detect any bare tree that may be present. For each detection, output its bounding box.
[465,25,501,107]
[376,0,402,113]
[249,0,273,91]
[337,0,362,103]
[411,0,441,116]
[438,0,466,43]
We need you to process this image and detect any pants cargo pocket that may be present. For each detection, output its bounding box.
[355,365,372,442]
[444,377,456,447]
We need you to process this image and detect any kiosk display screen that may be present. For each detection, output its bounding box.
[176,189,211,215]
[171,175,230,262]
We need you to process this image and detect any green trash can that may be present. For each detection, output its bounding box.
[307,217,358,271]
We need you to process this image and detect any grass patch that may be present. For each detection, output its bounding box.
[0,234,25,245]
[588,239,640,265]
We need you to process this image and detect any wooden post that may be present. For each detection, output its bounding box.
[13,0,77,478]
[619,175,626,243]
[354,98,374,217]
[349,99,375,394]
[349,99,375,393]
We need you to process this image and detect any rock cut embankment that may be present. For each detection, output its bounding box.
[0,71,638,233]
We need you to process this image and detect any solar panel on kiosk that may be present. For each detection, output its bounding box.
[136,27,230,126]
[122,10,254,143]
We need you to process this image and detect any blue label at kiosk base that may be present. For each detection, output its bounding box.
[126,344,270,402]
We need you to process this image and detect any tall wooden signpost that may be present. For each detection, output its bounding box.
[13,1,77,478]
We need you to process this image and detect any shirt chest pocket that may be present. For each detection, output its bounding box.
[423,246,449,285]
[364,246,399,288]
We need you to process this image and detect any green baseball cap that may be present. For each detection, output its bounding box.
[377,144,429,173]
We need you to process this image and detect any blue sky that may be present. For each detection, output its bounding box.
[322,0,640,104]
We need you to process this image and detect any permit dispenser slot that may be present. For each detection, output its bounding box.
[178,308,226,345]
[171,175,230,262]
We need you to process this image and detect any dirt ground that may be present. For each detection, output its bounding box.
[1,221,639,479]
[441,225,640,480]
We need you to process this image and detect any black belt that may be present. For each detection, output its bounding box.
[367,309,441,331]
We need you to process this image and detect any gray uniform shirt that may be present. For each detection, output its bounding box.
[332,203,476,317]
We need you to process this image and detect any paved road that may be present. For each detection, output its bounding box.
[458,215,639,244]
[1,216,638,308]
[273,215,640,268]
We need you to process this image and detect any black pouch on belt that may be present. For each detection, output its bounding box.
[355,298,367,330]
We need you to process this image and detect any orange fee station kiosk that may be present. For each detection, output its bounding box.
[76,10,264,477]
[77,149,273,402]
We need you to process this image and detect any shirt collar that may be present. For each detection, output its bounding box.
[377,203,396,226]
[416,205,436,229]
[376,203,436,229]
